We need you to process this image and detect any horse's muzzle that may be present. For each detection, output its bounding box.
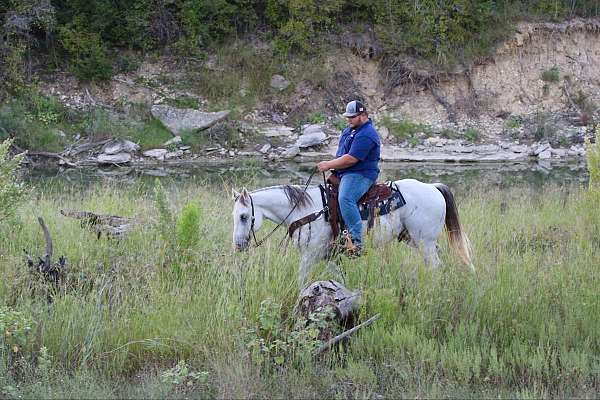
[233,240,249,251]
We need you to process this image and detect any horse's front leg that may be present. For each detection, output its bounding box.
[296,222,330,287]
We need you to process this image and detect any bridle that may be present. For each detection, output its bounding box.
[245,169,317,248]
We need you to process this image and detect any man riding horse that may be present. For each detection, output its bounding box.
[317,100,381,255]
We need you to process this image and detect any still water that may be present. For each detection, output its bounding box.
[25,160,588,197]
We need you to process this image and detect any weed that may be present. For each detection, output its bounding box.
[0,139,27,220]
[383,115,430,142]
[585,125,600,191]
[541,67,560,82]
[505,116,522,129]
[464,127,480,142]
[176,202,201,252]
[305,112,326,125]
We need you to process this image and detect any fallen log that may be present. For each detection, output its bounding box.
[24,217,66,285]
[295,280,362,342]
[60,209,136,238]
[315,314,380,356]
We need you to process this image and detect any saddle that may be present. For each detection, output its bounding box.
[323,174,393,239]
[287,174,406,246]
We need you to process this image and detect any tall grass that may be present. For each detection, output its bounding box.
[0,178,599,398]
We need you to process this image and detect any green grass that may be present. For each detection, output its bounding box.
[382,115,431,143]
[541,67,560,82]
[1,178,600,398]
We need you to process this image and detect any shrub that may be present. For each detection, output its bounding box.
[176,202,201,252]
[58,20,113,82]
[0,139,26,220]
[541,67,560,82]
[0,306,35,369]
[585,125,600,191]
[464,127,480,142]
[383,116,430,142]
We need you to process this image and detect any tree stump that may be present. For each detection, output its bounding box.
[295,280,361,340]
[295,280,381,355]
[60,209,136,238]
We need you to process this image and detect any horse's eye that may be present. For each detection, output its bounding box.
[240,214,248,222]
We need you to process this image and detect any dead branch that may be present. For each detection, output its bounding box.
[60,209,136,238]
[38,217,52,269]
[315,314,381,356]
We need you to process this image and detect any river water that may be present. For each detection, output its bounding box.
[25,160,588,197]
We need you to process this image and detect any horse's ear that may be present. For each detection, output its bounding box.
[241,187,250,198]
[232,188,241,201]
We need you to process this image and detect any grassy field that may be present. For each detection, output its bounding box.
[1,177,599,399]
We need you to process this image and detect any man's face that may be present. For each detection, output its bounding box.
[347,113,364,128]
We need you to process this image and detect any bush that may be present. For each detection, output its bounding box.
[585,125,600,191]
[58,20,113,82]
[541,67,560,82]
[176,202,201,252]
[0,139,26,220]
[464,127,480,142]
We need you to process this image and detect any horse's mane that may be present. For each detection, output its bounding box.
[252,185,314,208]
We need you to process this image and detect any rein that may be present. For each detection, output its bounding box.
[248,169,317,248]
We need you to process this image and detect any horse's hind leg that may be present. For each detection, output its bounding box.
[421,240,441,269]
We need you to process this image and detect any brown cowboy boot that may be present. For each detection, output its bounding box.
[343,230,362,258]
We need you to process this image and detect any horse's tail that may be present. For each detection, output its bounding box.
[434,183,475,272]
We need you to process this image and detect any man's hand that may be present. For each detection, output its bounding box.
[317,155,359,172]
[317,161,331,172]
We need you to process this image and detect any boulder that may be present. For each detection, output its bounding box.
[296,125,327,148]
[260,125,295,137]
[270,74,290,91]
[97,152,132,164]
[143,149,168,159]
[151,105,230,135]
[259,144,271,154]
[538,150,552,159]
[281,145,300,159]
[164,136,182,146]
[102,139,140,155]
[164,150,184,159]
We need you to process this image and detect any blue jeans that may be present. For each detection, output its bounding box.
[339,173,374,248]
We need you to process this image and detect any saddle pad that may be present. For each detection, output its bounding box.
[359,187,406,221]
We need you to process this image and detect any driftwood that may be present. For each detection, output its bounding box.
[24,217,66,285]
[60,209,136,238]
[295,280,381,355]
[295,280,363,343]
[11,144,78,167]
[315,314,380,355]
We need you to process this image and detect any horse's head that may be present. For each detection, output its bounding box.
[231,187,263,251]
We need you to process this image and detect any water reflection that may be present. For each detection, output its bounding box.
[24,160,588,196]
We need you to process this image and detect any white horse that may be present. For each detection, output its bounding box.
[232,179,473,285]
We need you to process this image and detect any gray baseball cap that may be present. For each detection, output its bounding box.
[342,100,366,117]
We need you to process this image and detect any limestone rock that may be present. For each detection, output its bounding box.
[102,139,140,155]
[151,105,229,135]
[143,149,168,159]
[270,74,290,91]
[97,152,132,164]
[296,124,327,148]
[260,125,295,137]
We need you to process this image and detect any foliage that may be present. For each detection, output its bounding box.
[0,139,26,220]
[244,299,337,368]
[0,0,56,96]
[58,19,113,82]
[268,0,344,55]
[464,127,480,142]
[585,125,600,191]
[0,306,35,368]
[541,66,560,82]
[160,360,208,389]
[383,115,431,142]
[176,202,201,252]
